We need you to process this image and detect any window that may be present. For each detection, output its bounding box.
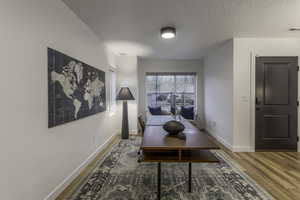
[146,73,197,111]
[109,70,117,113]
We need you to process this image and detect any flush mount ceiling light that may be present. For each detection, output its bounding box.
[161,27,176,39]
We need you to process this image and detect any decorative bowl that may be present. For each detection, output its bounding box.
[163,120,185,135]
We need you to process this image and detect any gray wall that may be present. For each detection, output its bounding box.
[116,55,138,134]
[203,38,300,152]
[203,40,234,149]
[137,58,204,126]
[233,38,300,152]
[0,1,120,199]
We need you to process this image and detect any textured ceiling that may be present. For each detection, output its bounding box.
[63,0,300,59]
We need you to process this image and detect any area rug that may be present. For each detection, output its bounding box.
[67,137,273,200]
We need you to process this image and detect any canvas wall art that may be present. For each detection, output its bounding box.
[48,48,106,128]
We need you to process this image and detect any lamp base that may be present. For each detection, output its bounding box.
[121,100,129,139]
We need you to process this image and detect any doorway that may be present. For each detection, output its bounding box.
[255,57,298,151]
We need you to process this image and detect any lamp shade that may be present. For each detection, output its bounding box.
[116,87,135,100]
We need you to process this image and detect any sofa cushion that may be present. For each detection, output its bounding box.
[148,106,162,115]
[180,106,194,120]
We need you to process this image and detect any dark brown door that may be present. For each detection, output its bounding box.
[256,57,298,151]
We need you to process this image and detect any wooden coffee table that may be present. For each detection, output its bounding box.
[139,116,220,200]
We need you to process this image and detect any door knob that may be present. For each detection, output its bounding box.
[255,97,260,105]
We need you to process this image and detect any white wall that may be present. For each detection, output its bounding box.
[116,55,138,133]
[233,38,300,152]
[203,38,300,152]
[137,58,204,126]
[203,40,234,149]
[0,1,120,199]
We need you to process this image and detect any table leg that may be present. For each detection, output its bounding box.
[188,162,192,193]
[157,162,161,200]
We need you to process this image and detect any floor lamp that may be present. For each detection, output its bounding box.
[117,87,135,139]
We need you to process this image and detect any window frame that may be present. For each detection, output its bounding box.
[109,69,117,113]
[145,72,197,111]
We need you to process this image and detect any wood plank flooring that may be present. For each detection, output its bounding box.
[210,136,300,200]
[56,135,300,200]
[229,152,300,200]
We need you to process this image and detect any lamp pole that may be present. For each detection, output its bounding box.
[122,100,129,139]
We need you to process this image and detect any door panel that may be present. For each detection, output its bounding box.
[263,115,289,139]
[264,64,289,105]
[256,57,298,151]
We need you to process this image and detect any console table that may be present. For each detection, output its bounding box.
[139,116,220,200]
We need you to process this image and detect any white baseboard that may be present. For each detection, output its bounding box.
[233,146,251,152]
[217,135,234,151]
[130,129,138,135]
[44,132,119,200]
[205,129,252,152]
[205,128,233,151]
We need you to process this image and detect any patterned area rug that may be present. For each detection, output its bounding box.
[67,137,273,200]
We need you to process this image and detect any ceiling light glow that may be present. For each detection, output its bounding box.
[161,27,176,39]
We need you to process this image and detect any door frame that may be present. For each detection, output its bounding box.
[250,53,300,152]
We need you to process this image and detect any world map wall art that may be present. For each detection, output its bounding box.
[48,48,106,128]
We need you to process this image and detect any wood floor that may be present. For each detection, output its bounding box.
[210,136,300,200]
[230,152,300,200]
[56,135,300,200]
